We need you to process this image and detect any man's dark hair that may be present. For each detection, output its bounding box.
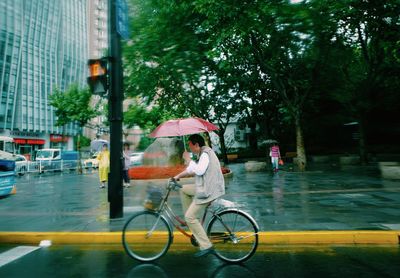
[188,134,205,147]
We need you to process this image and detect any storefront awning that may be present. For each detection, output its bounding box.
[14,138,27,144]
[27,139,45,145]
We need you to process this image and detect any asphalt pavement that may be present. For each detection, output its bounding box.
[1,244,399,277]
[0,162,399,245]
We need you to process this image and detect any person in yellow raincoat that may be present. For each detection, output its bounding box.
[97,144,110,188]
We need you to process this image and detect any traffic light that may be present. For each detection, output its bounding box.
[87,58,108,97]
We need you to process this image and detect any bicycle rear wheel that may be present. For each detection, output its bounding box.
[122,211,172,262]
[207,209,258,263]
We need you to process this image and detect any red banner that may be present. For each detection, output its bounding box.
[14,138,45,145]
[50,134,69,143]
[27,139,45,145]
[14,138,26,144]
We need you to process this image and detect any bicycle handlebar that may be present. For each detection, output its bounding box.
[168,178,182,190]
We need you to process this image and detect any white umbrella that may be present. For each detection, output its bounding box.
[261,139,278,145]
[90,139,109,152]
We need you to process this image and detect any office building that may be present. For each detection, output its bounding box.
[0,0,88,156]
[85,0,108,141]
[88,0,108,59]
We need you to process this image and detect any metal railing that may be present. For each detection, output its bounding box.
[15,160,97,175]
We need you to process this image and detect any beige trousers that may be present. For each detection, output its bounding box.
[180,184,212,250]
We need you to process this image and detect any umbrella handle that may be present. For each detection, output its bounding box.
[182,136,187,151]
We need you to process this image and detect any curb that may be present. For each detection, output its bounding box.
[0,231,399,245]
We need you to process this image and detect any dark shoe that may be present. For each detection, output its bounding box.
[194,247,215,258]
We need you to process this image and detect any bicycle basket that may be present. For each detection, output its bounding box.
[143,186,164,210]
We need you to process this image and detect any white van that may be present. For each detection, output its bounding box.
[35,149,78,172]
[36,149,62,161]
[35,149,61,172]
[0,136,15,154]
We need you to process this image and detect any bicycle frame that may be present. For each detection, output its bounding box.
[148,179,259,244]
[123,179,260,263]
[151,182,214,239]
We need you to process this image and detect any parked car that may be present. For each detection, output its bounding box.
[83,153,99,169]
[35,149,78,172]
[15,155,28,176]
[0,159,16,197]
[130,152,144,166]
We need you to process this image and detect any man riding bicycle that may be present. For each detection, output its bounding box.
[173,134,225,257]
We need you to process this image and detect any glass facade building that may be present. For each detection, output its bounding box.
[88,0,108,59]
[0,0,88,154]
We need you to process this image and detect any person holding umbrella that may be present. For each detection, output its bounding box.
[122,142,131,188]
[97,144,110,188]
[173,134,225,257]
[269,142,281,173]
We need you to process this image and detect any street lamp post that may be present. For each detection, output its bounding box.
[107,0,123,219]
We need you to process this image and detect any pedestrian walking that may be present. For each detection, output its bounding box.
[269,143,281,172]
[173,134,225,257]
[122,142,131,188]
[97,144,110,188]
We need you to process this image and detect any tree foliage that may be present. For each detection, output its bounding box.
[124,100,180,132]
[124,0,400,168]
[125,0,243,162]
[50,84,99,128]
[49,84,100,173]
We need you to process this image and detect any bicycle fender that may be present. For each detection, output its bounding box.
[209,208,260,232]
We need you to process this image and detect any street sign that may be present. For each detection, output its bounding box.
[116,0,130,39]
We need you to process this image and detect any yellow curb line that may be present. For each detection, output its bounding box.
[258,231,400,244]
[0,231,399,245]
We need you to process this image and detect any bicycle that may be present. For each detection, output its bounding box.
[122,178,259,263]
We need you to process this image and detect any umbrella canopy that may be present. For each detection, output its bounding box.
[90,139,109,152]
[262,139,278,145]
[149,117,218,138]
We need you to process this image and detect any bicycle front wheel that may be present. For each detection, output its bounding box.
[122,211,172,262]
[207,209,258,263]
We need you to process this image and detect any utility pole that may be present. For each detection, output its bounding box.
[107,0,124,219]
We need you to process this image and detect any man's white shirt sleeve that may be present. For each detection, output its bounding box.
[186,153,209,176]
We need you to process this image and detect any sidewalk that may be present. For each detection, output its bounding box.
[0,163,399,245]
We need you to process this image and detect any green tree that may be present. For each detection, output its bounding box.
[329,0,400,163]
[124,101,179,132]
[125,0,242,163]
[193,0,341,170]
[50,84,99,172]
[125,0,400,168]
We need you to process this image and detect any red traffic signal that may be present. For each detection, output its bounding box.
[87,58,108,96]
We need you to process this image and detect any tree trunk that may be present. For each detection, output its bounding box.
[248,121,258,150]
[77,131,83,174]
[295,115,307,171]
[218,131,228,165]
[62,126,66,150]
[204,132,212,148]
[358,119,368,165]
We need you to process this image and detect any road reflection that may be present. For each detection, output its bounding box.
[127,263,169,278]
[271,172,285,215]
[125,260,259,278]
[211,263,256,278]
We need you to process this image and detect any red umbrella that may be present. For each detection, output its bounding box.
[149,117,218,138]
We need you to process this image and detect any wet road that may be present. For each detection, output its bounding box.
[0,244,399,277]
[1,162,399,232]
